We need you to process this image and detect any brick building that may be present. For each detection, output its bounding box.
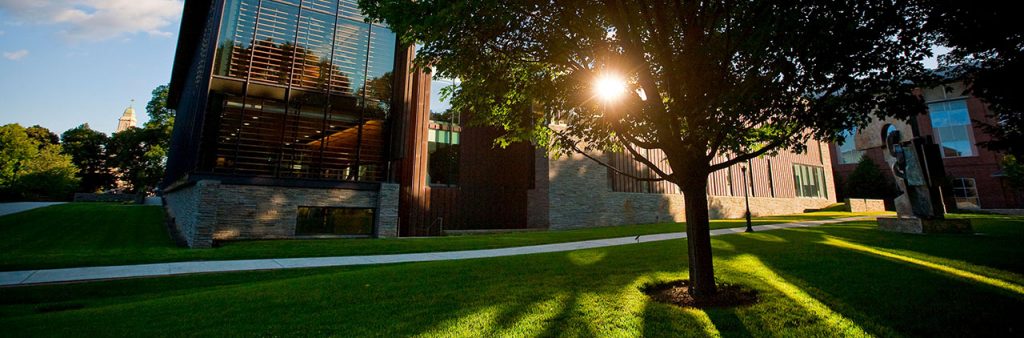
[830,81,1022,210]
[162,0,837,247]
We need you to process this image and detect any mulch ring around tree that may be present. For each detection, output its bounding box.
[641,280,758,308]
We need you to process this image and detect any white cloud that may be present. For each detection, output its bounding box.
[0,0,183,42]
[3,49,29,60]
[0,30,6,36]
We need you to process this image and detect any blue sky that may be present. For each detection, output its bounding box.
[0,1,946,136]
[0,0,184,135]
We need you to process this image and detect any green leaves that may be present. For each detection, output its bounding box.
[0,124,79,201]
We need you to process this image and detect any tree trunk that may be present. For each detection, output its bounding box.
[681,175,717,297]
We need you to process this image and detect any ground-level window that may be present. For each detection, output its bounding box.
[951,177,980,209]
[793,164,827,198]
[296,207,375,236]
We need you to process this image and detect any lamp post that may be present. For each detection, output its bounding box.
[741,165,753,232]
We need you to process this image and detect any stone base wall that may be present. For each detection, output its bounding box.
[542,151,834,230]
[162,181,217,248]
[845,198,886,212]
[163,180,400,247]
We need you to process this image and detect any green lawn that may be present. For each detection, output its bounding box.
[0,203,883,271]
[1,214,1020,336]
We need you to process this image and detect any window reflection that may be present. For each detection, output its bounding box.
[837,128,865,164]
[928,100,975,158]
[205,0,397,182]
[793,164,827,198]
[427,75,460,185]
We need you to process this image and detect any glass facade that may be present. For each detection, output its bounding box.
[793,164,827,198]
[427,75,460,185]
[206,0,396,181]
[928,99,975,158]
[837,128,865,164]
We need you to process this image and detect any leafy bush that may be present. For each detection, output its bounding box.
[844,156,897,200]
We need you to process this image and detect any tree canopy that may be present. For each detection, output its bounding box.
[361,0,936,296]
[61,124,115,192]
[0,124,79,201]
[925,2,1023,158]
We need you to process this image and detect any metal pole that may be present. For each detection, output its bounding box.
[742,166,753,232]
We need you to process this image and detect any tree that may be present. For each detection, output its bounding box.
[844,157,897,201]
[1002,155,1024,199]
[25,125,59,148]
[144,84,174,148]
[925,2,1023,158]
[61,124,115,192]
[362,0,933,296]
[0,124,79,201]
[107,127,166,193]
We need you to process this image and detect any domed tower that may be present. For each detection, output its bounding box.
[116,100,137,132]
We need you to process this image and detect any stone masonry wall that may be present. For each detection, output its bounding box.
[208,184,378,240]
[164,180,399,247]
[376,183,400,237]
[543,151,834,230]
[162,180,217,248]
[845,198,886,212]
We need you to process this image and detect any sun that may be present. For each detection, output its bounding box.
[593,73,627,103]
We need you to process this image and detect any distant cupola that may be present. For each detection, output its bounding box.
[116,100,138,132]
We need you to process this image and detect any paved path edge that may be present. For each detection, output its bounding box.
[0,216,872,287]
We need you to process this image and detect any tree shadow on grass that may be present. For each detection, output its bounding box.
[0,240,710,336]
[709,225,1024,337]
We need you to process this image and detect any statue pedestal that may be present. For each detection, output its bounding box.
[877,217,973,234]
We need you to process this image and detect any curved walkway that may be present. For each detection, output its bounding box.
[0,216,872,287]
[0,202,66,217]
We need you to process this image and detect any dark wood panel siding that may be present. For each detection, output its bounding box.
[609,141,834,201]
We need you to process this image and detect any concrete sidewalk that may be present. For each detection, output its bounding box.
[0,216,872,287]
[0,202,66,217]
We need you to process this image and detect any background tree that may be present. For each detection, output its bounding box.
[25,125,59,148]
[61,124,115,192]
[844,157,898,201]
[362,0,933,296]
[925,2,1023,158]
[0,124,79,201]
[107,127,166,193]
[144,84,174,148]
[1000,155,1024,207]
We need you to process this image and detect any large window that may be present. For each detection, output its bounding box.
[837,128,865,164]
[207,0,397,182]
[928,99,975,158]
[793,164,827,198]
[296,206,374,236]
[951,177,980,209]
[427,76,460,186]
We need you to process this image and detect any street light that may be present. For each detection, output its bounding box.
[741,165,753,233]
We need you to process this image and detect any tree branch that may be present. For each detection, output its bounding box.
[555,131,666,182]
[708,139,786,172]
[616,133,674,181]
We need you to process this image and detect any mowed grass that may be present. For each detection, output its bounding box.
[0,203,883,271]
[0,214,1020,336]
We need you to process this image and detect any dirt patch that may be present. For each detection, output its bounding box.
[642,280,758,308]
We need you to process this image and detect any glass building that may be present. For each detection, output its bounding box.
[164,0,841,247]
[172,0,396,182]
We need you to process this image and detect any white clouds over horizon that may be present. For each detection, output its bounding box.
[0,0,183,42]
[3,49,29,60]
